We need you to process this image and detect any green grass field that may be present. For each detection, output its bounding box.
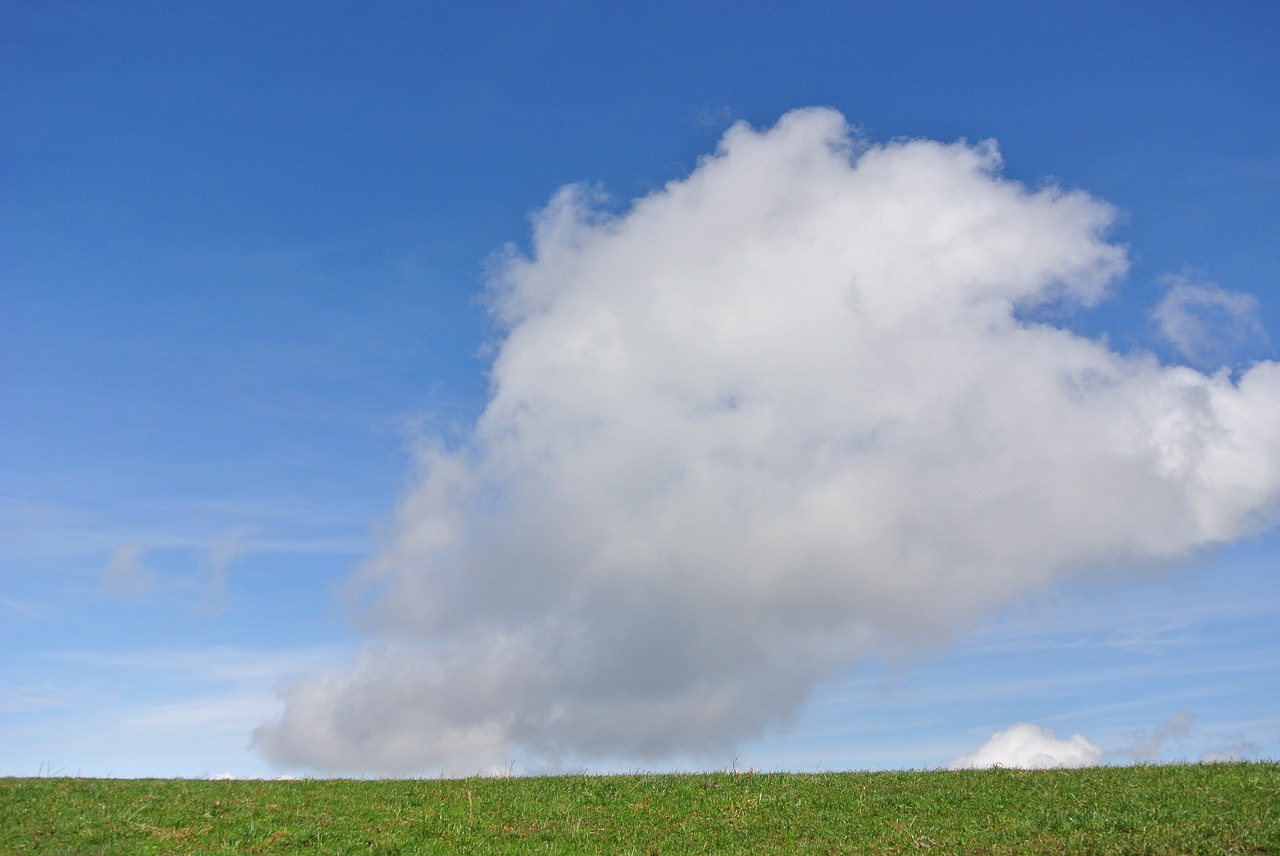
[2,762,1276,854]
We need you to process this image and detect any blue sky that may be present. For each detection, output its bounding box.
[3,2,1278,778]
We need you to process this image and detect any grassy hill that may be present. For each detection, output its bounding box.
[3,762,1276,854]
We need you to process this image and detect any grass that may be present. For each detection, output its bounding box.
[1,762,1276,854]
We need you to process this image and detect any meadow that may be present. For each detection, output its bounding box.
[2,762,1276,854]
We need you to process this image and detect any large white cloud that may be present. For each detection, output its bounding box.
[254,108,1280,775]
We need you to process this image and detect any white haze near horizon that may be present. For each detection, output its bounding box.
[254,108,1280,775]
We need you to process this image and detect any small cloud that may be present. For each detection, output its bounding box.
[1199,742,1260,763]
[695,105,734,129]
[0,684,78,714]
[200,527,254,614]
[1152,277,1268,366]
[207,526,252,571]
[103,544,156,595]
[949,723,1104,770]
[1115,710,1196,761]
[1113,711,1261,764]
[1,596,49,622]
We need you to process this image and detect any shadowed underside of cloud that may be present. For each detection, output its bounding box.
[254,108,1280,775]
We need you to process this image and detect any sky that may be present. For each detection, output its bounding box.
[2,1,1278,778]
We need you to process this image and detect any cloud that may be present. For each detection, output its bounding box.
[0,596,49,622]
[103,544,156,595]
[1114,711,1263,763]
[255,107,1280,775]
[201,526,253,614]
[0,685,78,714]
[1116,710,1196,761]
[1,644,351,779]
[1153,277,1269,365]
[949,723,1103,769]
[1199,742,1260,763]
[955,714,1264,771]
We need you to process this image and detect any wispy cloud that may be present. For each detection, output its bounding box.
[102,543,156,595]
[0,644,352,778]
[0,494,369,565]
[1112,711,1262,763]
[1199,742,1261,763]
[1152,276,1269,367]
[44,644,351,683]
[200,526,253,614]
[0,596,49,622]
[257,108,1280,776]
[0,685,81,714]
[1115,710,1196,760]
